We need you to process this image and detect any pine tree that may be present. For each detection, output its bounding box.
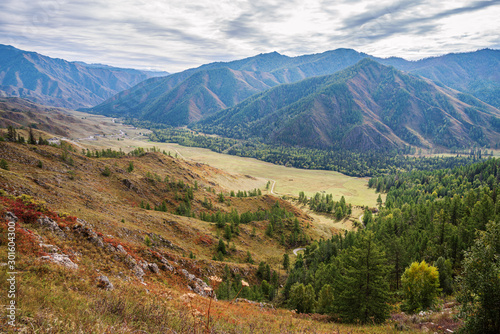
[28,127,37,145]
[217,238,226,255]
[6,126,16,142]
[127,161,134,173]
[335,231,390,324]
[457,221,500,334]
[289,283,316,313]
[283,253,290,271]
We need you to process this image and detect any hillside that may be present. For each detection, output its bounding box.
[88,49,500,126]
[0,138,472,333]
[196,59,500,151]
[0,138,422,333]
[393,49,500,108]
[86,49,374,123]
[92,67,283,125]
[0,44,168,109]
[0,97,119,139]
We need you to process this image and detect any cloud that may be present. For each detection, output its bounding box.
[0,0,498,72]
[341,0,426,30]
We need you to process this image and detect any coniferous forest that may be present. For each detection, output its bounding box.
[146,125,486,177]
[280,158,500,332]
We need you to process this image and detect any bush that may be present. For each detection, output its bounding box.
[102,166,111,177]
[401,261,441,313]
[0,159,9,170]
[127,161,134,173]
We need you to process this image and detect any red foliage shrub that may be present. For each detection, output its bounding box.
[195,233,214,245]
[0,219,43,256]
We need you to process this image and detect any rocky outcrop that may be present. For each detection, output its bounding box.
[73,218,104,248]
[40,253,78,270]
[181,269,211,297]
[37,216,66,237]
[158,255,175,272]
[97,275,114,291]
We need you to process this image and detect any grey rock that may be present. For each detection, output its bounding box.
[124,254,137,268]
[73,219,104,248]
[181,269,211,297]
[39,243,60,253]
[148,263,160,274]
[40,253,78,270]
[132,265,145,281]
[37,216,65,236]
[97,275,114,291]
[116,244,127,254]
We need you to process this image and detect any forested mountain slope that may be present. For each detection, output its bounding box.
[196,59,500,151]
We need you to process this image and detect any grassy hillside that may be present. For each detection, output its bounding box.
[0,139,415,333]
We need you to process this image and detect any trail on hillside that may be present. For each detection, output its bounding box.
[293,248,306,256]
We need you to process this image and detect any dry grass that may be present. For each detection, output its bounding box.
[84,138,381,206]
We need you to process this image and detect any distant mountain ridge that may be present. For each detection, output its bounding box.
[195,59,500,151]
[88,48,500,124]
[86,48,377,121]
[2,44,499,152]
[0,44,168,109]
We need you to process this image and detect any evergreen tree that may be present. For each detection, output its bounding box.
[434,257,454,295]
[28,127,36,145]
[457,221,500,334]
[0,159,9,170]
[127,161,134,172]
[224,224,232,240]
[217,238,227,255]
[317,284,335,314]
[289,283,316,313]
[283,253,290,272]
[6,125,16,142]
[335,231,390,324]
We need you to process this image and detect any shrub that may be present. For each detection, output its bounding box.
[102,166,111,177]
[144,236,152,247]
[401,260,441,313]
[0,159,9,170]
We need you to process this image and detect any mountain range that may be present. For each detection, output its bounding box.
[196,59,500,150]
[86,48,500,123]
[0,44,168,109]
[1,44,500,151]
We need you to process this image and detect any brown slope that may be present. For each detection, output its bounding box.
[0,45,167,109]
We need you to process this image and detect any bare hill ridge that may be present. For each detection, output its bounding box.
[0,44,168,109]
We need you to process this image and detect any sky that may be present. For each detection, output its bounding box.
[0,0,499,73]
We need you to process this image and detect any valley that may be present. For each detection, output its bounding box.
[38,106,380,207]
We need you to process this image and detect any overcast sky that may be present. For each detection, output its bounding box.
[0,0,499,73]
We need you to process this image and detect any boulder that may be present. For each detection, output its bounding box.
[96,275,114,291]
[40,253,78,270]
[181,269,211,297]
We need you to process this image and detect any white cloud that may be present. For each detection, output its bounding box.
[0,0,498,72]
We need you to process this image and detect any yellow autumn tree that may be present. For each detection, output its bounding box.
[401,260,441,313]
